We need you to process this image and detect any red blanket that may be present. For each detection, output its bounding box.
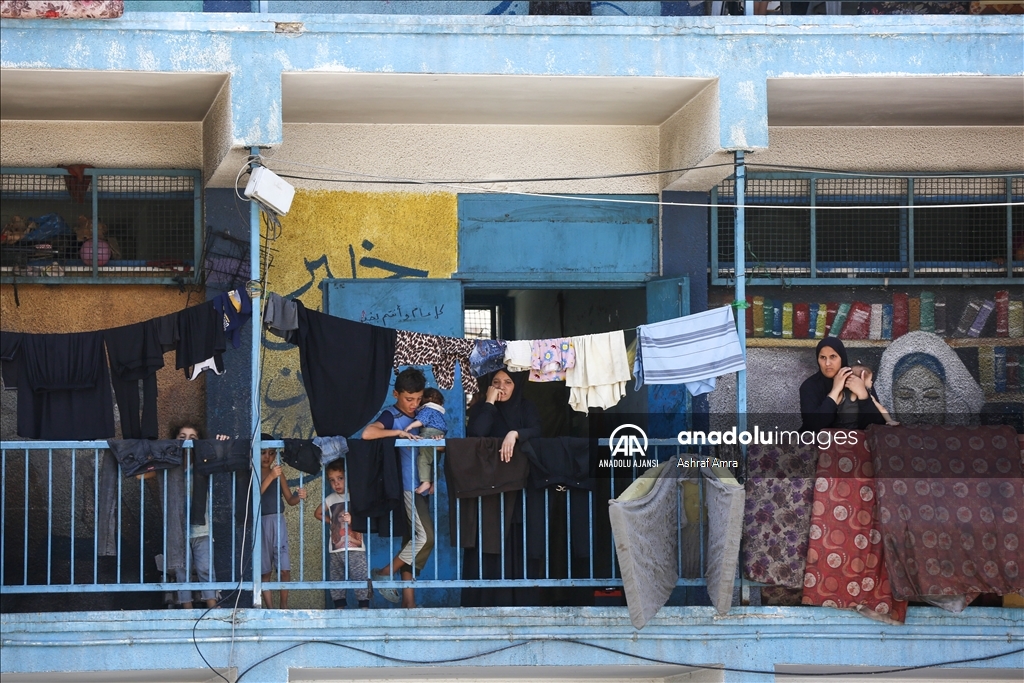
[802,432,908,623]
[870,425,1024,608]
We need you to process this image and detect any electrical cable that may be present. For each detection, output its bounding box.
[256,156,1023,211]
[232,636,1024,682]
[191,198,280,683]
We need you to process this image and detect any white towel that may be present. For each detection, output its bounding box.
[503,340,532,372]
[565,330,631,414]
[869,303,883,340]
[635,306,745,396]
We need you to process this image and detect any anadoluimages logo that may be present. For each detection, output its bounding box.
[600,424,658,468]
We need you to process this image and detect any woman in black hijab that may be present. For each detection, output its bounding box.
[461,369,542,607]
[799,337,883,432]
[467,369,542,451]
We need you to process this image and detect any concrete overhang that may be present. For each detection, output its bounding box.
[0,70,228,121]
[767,76,1024,127]
[282,73,715,125]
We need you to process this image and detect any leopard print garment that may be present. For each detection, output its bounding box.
[394,329,477,393]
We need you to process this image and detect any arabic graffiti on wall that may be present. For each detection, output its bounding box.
[261,190,458,439]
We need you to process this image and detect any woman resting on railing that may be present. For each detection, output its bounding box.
[460,369,542,607]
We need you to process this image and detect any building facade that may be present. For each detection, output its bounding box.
[1,2,1022,682]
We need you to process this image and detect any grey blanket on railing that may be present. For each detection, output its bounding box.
[608,462,681,629]
[609,462,745,629]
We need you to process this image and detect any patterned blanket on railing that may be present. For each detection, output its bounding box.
[741,442,818,588]
[801,432,907,624]
[870,424,1024,611]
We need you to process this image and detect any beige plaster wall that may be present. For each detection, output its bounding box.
[0,120,203,170]
[208,122,661,195]
[670,125,1024,191]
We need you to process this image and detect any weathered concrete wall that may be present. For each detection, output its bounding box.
[209,122,662,192]
[0,120,203,170]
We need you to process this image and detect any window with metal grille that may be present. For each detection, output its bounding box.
[0,168,201,284]
[711,173,1022,285]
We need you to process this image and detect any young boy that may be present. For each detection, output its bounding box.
[361,368,435,608]
[170,421,227,610]
[260,433,306,608]
[314,460,370,609]
[851,364,899,426]
[406,387,446,496]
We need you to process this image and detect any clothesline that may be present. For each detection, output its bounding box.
[0,288,252,441]
[264,293,747,436]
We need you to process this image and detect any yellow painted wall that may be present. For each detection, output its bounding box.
[261,189,457,439]
[0,285,206,439]
[260,190,457,608]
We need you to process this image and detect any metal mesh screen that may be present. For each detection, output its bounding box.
[713,173,1021,282]
[912,177,1008,276]
[464,307,494,340]
[816,177,904,275]
[1,170,198,282]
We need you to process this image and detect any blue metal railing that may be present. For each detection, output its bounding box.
[0,438,728,601]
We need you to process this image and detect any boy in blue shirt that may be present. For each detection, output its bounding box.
[361,368,435,608]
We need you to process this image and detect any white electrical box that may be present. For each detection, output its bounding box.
[244,165,295,216]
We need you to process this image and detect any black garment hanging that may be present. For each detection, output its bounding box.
[104,320,164,439]
[175,300,227,379]
[281,439,321,475]
[193,438,251,476]
[16,331,115,440]
[293,301,397,438]
[0,331,22,389]
[444,438,530,556]
[345,437,408,538]
[107,439,183,477]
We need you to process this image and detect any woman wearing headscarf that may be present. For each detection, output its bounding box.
[799,337,884,432]
[459,369,542,607]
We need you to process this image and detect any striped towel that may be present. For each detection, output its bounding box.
[634,306,746,397]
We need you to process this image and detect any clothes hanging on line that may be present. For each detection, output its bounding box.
[293,300,397,438]
[211,287,252,350]
[8,331,115,440]
[313,435,349,465]
[565,330,631,414]
[103,319,164,439]
[175,300,227,380]
[469,339,507,377]
[393,329,477,394]
[263,292,299,341]
[529,338,575,382]
[504,340,532,372]
[634,305,746,397]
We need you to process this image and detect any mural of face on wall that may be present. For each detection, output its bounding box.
[874,331,984,425]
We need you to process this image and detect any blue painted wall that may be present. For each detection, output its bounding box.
[458,194,659,283]
[2,15,1019,150]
